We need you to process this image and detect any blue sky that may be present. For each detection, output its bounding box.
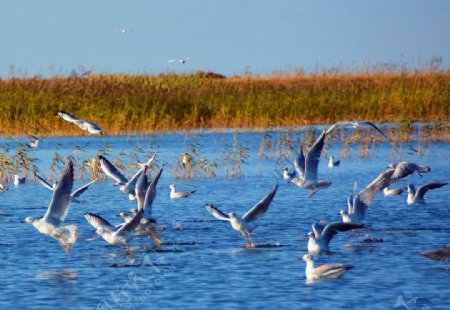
[1,0,449,77]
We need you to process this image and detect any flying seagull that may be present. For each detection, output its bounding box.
[98,153,156,200]
[325,120,387,138]
[21,159,78,254]
[339,169,394,223]
[406,182,447,205]
[169,184,197,199]
[290,130,331,197]
[307,221,364,252]
[58,111,103,135]
[34,173,98,203]
[387,162,430,184]
[302,254,353,280]
[205,184,278,248]
[168,58,190,64]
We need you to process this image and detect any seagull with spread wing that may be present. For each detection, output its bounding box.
[21,159,78,254]
[35,173,98,203]
[307,221,364,252]
[58,111,103,135]
[387,162,431,185]
[290,130,331,197]
[205,184,278,248]
[325,120,387,138]
[406,182,447,205]
[98,153,156,200]
[168,58,190,64]
[339,169,394,223]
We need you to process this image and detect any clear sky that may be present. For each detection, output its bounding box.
[1,0,449,77]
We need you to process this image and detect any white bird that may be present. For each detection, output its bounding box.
[35,173,98,203]
[21,159,78,254]
[58,111,103,135]
[205,184,278,248]
[387,162,430,184]
[302,254,353,280]
[325,120,387,138]
[383,186,407,197]
[98,153,156,200]
[307,221,364,252]
[168,58,190,64]
[290,130,331,197]
[27,136,40,148]
[117,211,133,223]
[14,174,25,186]
[328,156,340,168]
[115,27,133,34]
[339,170,394,223]
[406,182,447,205]
[420,245,450,262]
[283,168,296,181]
[133,165,164,246]
[169,184,197,199]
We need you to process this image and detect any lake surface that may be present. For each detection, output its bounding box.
[0,129,449,309]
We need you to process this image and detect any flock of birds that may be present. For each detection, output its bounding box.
[1,112,449,282]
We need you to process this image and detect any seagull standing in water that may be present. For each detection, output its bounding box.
[307,221,364,252]
[406,182,447,205]
[206,184,278,248]
[290,130,331,197]
[328,156,340,168]
[58,111,102,135]
[169,184,197,199]
[339,170,394,223]
[21,159,78,254]
[14,174,25,186]
[98,153,156,200]
[283,168,296,181]
[302,254,353,280]
[35,173,99,203]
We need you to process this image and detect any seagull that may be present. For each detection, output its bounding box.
[325,120,387,138]
[34,173,98,203]
[58,111,103,135]
[133,165,164,246]
[0,183,8,193]
[115,27,133,34]
[182,152,193,166]
[328,156,340,168]
[307,221,364,252]
[168,58,190,64]
[117,211,133,223]
[98,153,156,200]
[339,170,394,223]
[205,184,278,248]
[169,184,197,199]
[14,174,25,186]
[387,162,431,184]
[290,130,331,197]
[419,245,450,262]
[21,159,78,254]
[302,254,353,280]
[383,186,407,197]
[283,168,296,181]
[406,182,447,205]
[27,136,40,148]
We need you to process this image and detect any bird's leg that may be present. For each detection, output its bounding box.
[247,232,256,248]
[241,232,249,248]
[147,229,161,247]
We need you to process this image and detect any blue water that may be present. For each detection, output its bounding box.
[0,130,449,310]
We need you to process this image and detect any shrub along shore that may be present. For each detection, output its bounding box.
[0,71,448,137]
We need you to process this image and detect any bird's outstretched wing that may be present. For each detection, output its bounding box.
[415,182,448,200]
[58,111,79,124]
[242,184,278,222]
[35,173,55,191]
[389,162,430,184]
[304,130,326,183]
[205,204,230,221]
[117,209,144,233]
[85,212,117,231]
[321,222,364,244]
[43,160,74,225]
[143,166,164,218]
[98,155,128,184]
[355,169,394,212]
[294,144,305,180]
[72,178,99,198]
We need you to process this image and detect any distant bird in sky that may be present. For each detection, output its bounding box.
[168,58,190,64]
[21,159,78,254]
[115,27,133,34]
[58,111,103,135]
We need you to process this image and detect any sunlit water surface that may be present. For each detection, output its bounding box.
[0,131,449,309]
